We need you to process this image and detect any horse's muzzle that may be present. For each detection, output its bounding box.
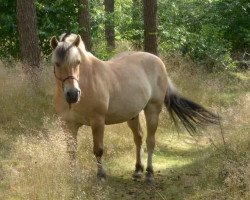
[65,88,81,104]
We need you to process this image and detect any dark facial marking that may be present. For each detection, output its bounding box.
[55,42,74,62]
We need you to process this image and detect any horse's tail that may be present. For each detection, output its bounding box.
[164,78,219,133]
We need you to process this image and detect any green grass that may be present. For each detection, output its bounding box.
[0,57,249,200]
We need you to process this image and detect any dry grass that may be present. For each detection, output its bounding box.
[0,55,249,200]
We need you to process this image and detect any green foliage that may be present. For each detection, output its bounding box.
[36,0,79,58]
[90,0,105,44]
[115,0,143,48]
[0,0,19,59]
[212,0,250,50]
[158,0,250,70]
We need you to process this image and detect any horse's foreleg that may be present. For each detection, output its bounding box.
[63,122,80,169]
[144,104,161,184]
[127,115,144,178]
[91,116,106,180]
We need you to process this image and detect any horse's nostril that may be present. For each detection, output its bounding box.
[66,89,80,103]
[66,91,71,99]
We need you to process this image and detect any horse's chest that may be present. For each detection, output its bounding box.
[55,97,91,125]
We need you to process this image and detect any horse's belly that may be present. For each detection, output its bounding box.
[105,109,143,124]
[105,96,149,124]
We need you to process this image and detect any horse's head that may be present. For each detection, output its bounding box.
[50,34,82,105]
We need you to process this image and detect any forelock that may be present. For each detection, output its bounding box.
[55,42,71,61]
[53,42,80,65]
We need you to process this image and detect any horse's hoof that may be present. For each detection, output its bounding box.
[99,176,106,183]
[133,163,144,179]
[97,170,107,182]
[97,175,106,183]
[133,171,143,179]
[145,176,154,185]
[145,172,154,185]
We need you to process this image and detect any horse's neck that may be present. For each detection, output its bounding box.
[78,41,86,53]
[79,50,106,77]
[81,45,104,65]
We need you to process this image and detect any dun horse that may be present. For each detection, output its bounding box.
[50,33,219,183]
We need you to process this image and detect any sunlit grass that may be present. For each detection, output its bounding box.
[0,56,249,199]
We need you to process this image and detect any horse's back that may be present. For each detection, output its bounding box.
[110,51,138,61]
[110,51,168,97]
[110,51,160,63]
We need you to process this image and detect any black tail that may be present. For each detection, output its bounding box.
[164,79,219,133]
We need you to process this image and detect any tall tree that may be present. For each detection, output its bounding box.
[104,0,115,50]
[79,0,92,51]
[143,0,158,55]
[16,0,40,75]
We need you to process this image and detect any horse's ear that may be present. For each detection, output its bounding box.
[50,36,59,49]
[73,35,81,47]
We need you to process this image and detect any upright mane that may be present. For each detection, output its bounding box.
[52,33,86,66]
[59,33,86,51]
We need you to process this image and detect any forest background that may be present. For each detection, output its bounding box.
[1,0,249,71]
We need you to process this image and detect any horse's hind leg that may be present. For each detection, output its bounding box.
[127,115,144,178]
[144,103,161,184]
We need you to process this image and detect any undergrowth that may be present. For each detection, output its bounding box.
[0,54,249,199]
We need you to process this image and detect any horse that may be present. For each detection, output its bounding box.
[50,33,219,184]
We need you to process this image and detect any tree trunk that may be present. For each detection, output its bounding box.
[104,0,115,50]
[143,0,158,55]
[79,0,92,51]
[16,0,40,76]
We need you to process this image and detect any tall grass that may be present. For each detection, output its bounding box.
[0,56,249,200]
